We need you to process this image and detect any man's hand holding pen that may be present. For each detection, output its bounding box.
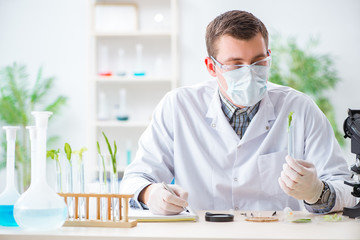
[140,182,189,215]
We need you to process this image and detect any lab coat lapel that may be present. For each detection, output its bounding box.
[240,92,276,145]
[206,88,240,142]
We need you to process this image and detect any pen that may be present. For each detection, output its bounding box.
[161,182,190,213]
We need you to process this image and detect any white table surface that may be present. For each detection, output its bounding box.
[1,211,360,240]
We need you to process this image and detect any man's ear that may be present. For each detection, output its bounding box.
[204,57,217,77]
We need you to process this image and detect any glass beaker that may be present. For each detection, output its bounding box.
[0,126,20,227]
[14,111,67,230]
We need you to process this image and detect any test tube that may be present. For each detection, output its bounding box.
[288,122,294,158]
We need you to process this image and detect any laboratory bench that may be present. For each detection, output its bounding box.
[1,211,359,240]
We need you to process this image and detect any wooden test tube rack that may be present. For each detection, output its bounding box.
[58,193,137,228]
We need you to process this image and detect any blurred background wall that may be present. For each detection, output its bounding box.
[0,0,359,191]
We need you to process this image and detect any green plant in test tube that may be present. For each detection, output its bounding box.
[73,147,88,163]
[64,142,74,219]
[64,143,72,164]
[97,142,107,187]
[73,147,87,220]
[102,131,119,221]
[47,149,61,192]
[102,132,117,174]
[287,112,294,132]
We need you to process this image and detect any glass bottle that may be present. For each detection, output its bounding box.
[133,44,146,76]
[0,126,20,227]
[117,88,129,121]
[14,111,67,230]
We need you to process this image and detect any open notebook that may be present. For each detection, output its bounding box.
[128,208,198,222]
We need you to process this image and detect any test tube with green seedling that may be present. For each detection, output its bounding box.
[287,112,294,158]
[64,142,74,220]
[47,149,61,192]
[73,147,87,221]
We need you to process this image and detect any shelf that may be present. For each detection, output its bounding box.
[95,76,172,83]
[96,120,150,128]
[88,0,178,174]
[93,31,172,37]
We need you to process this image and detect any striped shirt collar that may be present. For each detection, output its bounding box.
[218,91,260,122]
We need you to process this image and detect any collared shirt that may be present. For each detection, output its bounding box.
[218,91,260,139]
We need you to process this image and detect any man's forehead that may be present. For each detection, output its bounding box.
[215,34,267,61]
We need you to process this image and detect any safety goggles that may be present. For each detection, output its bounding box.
[211,51,272,72]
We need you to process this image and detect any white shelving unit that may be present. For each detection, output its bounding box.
[87,0,178,180]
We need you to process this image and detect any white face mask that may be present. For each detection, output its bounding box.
[219,65,270,107]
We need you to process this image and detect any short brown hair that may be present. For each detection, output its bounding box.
[206,10,269,58]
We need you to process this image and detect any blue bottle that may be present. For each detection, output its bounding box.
[0,126,21,227]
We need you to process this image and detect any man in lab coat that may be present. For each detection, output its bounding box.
[121,10,355,214]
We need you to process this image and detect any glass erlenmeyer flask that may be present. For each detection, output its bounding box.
[0,126,20,227]
[14,111,67,230]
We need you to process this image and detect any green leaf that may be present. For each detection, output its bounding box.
[323,213,342,222]
[292,218,311,223]
[47,149,60,162]
[269,34,344,147]
[47,150,55,160]
[44,96,67,116]
[287,112,294,132]
[102,132,113,157]
[64,142,72,163]
[73,147,88,162]
[102,131,117,174]
[97,141,107,186]
[0,63,67,190]
[97,141,101,155]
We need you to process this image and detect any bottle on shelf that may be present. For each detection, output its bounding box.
[133,44,146,77]
[98,91,109,120]
[116,48,127,77]
[117,88,129,121]
[98,45,112,76]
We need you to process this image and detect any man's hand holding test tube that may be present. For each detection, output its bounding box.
[142,182,189,215]
[278,112,324,204]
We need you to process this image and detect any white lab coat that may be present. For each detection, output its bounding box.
[121,80,355,212]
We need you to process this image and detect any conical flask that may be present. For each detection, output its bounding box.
[14,111,67,230]
[0,126,20,227]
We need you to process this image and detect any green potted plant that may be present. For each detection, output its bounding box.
[0,63,67,190]
[269,35,344,146]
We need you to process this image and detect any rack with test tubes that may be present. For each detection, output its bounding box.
[58,193,137,228]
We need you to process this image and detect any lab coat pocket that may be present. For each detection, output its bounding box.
[257,150,287,198]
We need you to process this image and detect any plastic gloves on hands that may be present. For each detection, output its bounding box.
[147,183,189,215]
[278,155,323,204]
